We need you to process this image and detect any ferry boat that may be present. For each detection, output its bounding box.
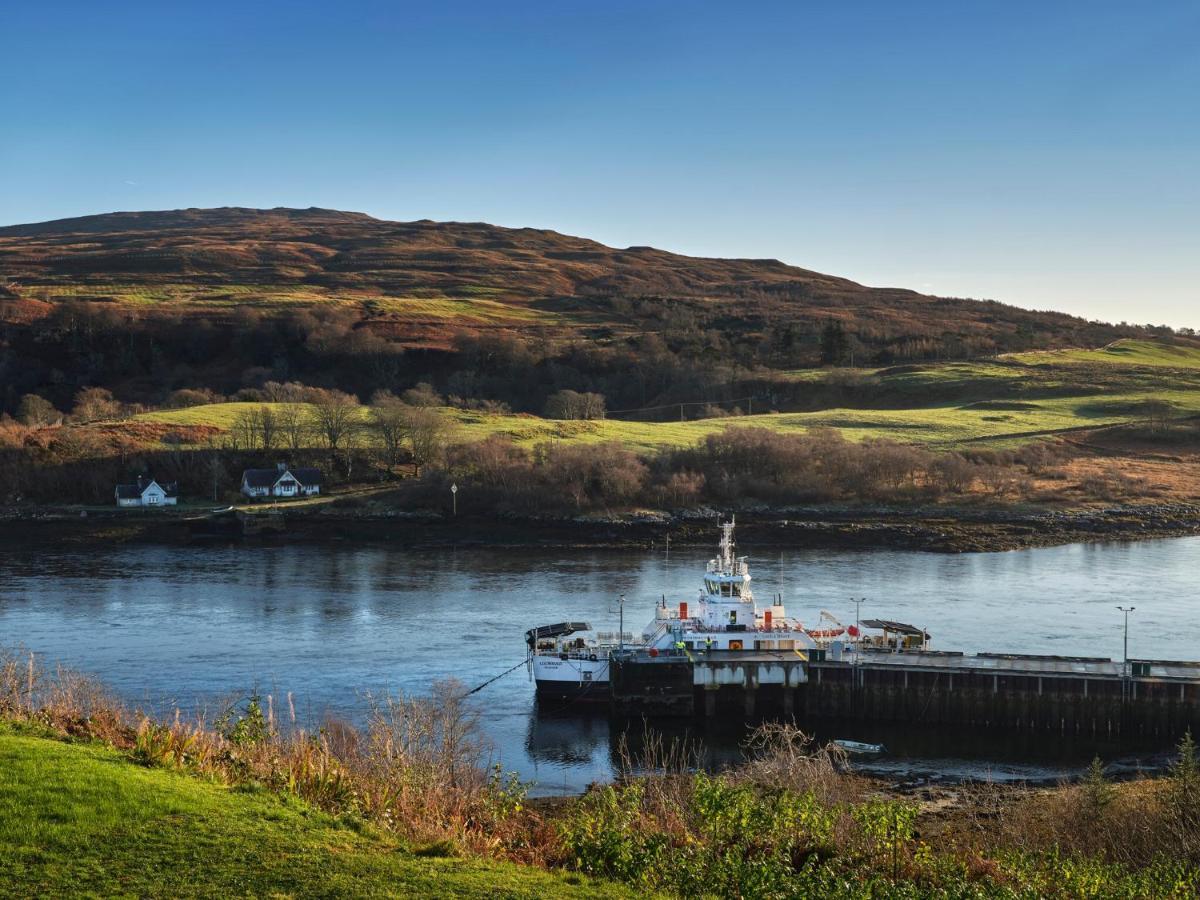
[526,518,821,700]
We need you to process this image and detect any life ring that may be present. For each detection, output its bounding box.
[588,654,598,662]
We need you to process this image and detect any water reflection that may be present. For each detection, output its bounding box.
[3,537,1200,792]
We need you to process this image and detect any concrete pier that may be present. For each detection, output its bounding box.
[609,649,1200,739]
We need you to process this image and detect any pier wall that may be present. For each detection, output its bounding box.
[610,652,1200,739]
[800,661,1200,739]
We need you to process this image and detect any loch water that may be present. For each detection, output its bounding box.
[3,537,1198,793]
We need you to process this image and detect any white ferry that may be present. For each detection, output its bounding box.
[526,519,822,700]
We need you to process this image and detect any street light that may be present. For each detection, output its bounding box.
[450,482,458,516]
[1116,606,1135,677]
[852,597,865,674]
[619,594,625,652]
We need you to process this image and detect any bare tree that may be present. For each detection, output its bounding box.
[402,406,453,476]
[257,405,277,451]
[401,382,443,408]
[544,389,606,420]
[370,397,408,471]
[207,452,227,502]
[17,394,60,427]
[308,389,360,455]
[230,408,262,450]
[71,387,121,423]
[276,403,309,451]
[1140,399,1176,432]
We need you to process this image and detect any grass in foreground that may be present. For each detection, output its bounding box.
[4,651,1200,900]
[0,725,627,899]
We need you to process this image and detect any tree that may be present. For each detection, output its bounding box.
[1169,730,1200,837]
[308,389,360,454]
[1140,398,1176,432]
[370,397,409,470]
[16,394,59,427]
[402,406,452,476]
[230,408,261,450]
[819,322,851,366]
[166,388,218,408]
[71,387,120,422]
[1079,755,1114,819]
[207,452,227,502]
[401,382,443,407]
[275,403,309,451]
[256,405,277,451]
[544,389,606,420]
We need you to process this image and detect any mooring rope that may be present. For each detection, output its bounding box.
[460,659,529,698]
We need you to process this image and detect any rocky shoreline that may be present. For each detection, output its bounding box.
[5,501,1200,553]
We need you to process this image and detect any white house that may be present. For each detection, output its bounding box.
[241,463,323,500]
[115,476,179,507]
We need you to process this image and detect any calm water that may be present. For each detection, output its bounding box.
[2,537,1198,793]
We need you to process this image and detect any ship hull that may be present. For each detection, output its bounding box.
[532,655,610,702]
[534,680,610,702]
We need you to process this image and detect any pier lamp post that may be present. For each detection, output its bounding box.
[619,594,625,652]
[1116,606,1135,678]
[450,482,458,516]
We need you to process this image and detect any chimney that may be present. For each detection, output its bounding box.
[277,461,288,473]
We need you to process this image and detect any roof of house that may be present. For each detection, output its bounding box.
[115,477,179,499]
[242,467,323,488]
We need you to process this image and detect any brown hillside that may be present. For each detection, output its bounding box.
[0,206,1144,369]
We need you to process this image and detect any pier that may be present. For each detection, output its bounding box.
[610,648,1200,739]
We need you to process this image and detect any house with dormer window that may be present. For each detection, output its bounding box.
[115,476,179,507]
[240,463,322,500]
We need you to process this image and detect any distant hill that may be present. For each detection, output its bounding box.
[0,206,1139,354]
[0,206,1162,415]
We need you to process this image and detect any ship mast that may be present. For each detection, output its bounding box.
[718,516,736,572]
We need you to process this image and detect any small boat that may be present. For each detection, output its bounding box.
[524,622,616,702]
[832,739,886,757]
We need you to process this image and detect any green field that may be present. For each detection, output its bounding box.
[0,726,627,899]
[1008,339,1200,369]
[135,338,1200,452]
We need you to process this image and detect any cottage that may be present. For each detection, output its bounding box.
[115,476,179,507]
[241,463,323,500]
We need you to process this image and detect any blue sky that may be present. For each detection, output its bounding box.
[2,2,1197,326]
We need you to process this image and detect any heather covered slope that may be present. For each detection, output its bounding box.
[0,206,1135,354]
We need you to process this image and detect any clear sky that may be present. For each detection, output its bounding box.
[2,2,1197,326]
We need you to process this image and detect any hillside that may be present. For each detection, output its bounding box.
[0,207,1136,353]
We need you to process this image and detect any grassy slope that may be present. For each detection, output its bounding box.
[20,281,562,325]
[135,340,1200,452]
[0,728,627,899]
[1009,339,1200,368]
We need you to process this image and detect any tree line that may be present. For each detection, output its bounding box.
[0,295,1161,424]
